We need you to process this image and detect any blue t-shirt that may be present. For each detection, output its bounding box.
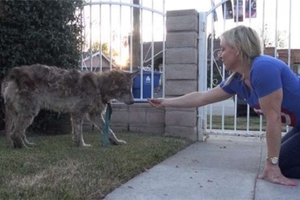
[220,55,300,127]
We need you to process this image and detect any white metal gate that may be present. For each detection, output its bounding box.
[198,0,300,139]
[81,0,300,140]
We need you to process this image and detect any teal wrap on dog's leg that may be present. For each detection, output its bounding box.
[103,103,112,147]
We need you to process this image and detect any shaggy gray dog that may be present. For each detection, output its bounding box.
[1,64,138,148]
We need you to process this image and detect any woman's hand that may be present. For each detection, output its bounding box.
[258,164,298,186]
[147,98,165,108]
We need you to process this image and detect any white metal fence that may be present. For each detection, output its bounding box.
[81,0,166,101]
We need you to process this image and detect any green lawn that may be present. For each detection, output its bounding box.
[207,115,266,131]
[0,132,192,200]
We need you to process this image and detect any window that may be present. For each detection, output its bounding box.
[292,63,300,75]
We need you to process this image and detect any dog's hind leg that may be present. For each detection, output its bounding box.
[7,93,39,148]
[5,103,15,141]
[87,112,126,145]
[9,113,36,148]
[71,114,91,147]
[4,103,34,147]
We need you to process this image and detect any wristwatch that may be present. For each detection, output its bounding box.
[266,157,278,165]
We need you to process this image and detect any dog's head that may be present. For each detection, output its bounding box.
[101,70,139,105]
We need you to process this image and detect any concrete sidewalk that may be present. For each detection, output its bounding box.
[105,135,300,200]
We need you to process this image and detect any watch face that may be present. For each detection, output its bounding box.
[271,157,278,164]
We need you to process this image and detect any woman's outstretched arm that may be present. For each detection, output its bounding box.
[148,86,233,109]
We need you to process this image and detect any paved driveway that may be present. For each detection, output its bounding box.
[105,136,300,200]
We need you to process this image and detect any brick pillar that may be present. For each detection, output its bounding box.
[165,9,199,141]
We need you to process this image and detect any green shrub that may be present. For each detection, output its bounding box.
[0,0,84,133]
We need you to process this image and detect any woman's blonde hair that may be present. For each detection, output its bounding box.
[221,25,262,85]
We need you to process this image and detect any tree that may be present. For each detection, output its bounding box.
[91,42,119,59]
[92,42,109,56]
[261,24,287,49]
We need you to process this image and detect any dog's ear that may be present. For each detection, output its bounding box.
[129,70,139,79]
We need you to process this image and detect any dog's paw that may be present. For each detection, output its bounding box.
[82,143,92,147]
[74,140,92,147]
[12,137,28,149]
[109,138,127,145]
[76,142,92,147]
[13,141,28,149]
[118,140,127,144]
[25,140,35,146]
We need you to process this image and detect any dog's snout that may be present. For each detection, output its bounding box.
[126,99,135,105]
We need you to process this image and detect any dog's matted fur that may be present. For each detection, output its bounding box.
[1,64,139,148]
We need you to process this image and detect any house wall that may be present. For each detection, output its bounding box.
[264,47,300,64]
[83,9,200,141]
[264,47,300,74]
[84,56,111,71]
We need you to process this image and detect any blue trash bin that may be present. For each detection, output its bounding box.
[133,70,161,98]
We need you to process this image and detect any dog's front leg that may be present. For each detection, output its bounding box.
[87,112,126,145]
[70,114,91,147]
